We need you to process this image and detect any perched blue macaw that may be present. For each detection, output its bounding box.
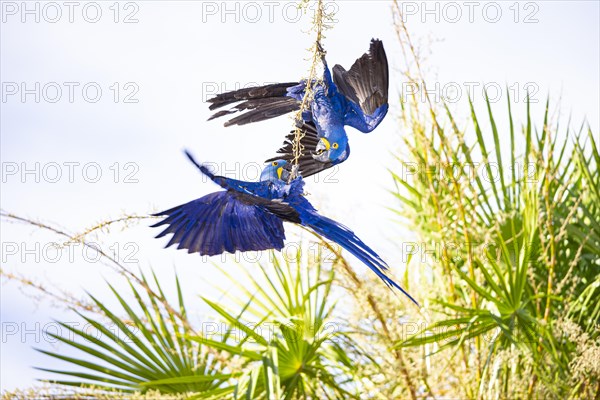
[152,151,418,306]
[207,39,389,176]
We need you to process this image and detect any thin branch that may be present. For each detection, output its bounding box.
[1,211,193,331]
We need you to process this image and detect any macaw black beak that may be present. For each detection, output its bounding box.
[311,138,331,162]
[277,166,291,182]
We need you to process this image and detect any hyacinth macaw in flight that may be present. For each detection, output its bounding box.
[207,39,389,176]
[152,151,418,306]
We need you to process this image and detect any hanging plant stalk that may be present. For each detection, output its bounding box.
[289,0,335,180]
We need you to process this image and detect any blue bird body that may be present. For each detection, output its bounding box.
[208,39,389,176]
[153,151,418,306]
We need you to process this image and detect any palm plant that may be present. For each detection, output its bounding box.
[153,246,362,399]
[34,242,367,399]
[36,270,235,396]
[390,89,599,398]
[383,4,600,396]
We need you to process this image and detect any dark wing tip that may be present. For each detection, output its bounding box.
[149,218,164,227]
[370,38,384,48]
[369,39,385,55]
[184,149,202,169]
[208,109,236,120]
[389,279,420,307]
[182,150,218,182]
[333,38,389,120]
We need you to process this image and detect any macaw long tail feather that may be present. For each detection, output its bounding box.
[307,216,419,306]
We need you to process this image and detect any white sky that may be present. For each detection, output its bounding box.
[1,0,599,392]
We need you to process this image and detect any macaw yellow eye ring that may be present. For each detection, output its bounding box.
[332,143,339,149]
[272,161,278,167]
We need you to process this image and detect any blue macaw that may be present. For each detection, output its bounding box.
[265,120,348,178]
[207,39,389,176]
[152,151,418,306]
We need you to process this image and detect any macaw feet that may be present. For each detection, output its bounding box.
[316,41,326,64]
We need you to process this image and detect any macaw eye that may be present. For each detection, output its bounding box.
[272,161,278,166]
[332,143,339,149]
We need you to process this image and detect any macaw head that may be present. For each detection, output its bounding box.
[311,132,349,164]
[260,159,290,182]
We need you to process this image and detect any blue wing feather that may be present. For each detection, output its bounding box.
[152,191,286,256]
